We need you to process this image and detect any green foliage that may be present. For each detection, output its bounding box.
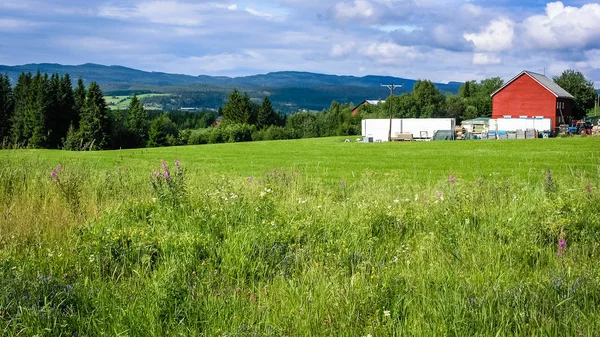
[126,94,149,148]
[147,114,178,147]
[0,74,13,144]
[257,96,280,129]
[222,89,252,125]
[553,70,597,120]
[78,82,111,150]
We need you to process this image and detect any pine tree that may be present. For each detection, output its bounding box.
[147,114,178,147]
[45,73,62,147]
[73,78,86,125]
[126,94,149,148]
[222,89,251,125]
[78,81,110,150]
[10,72,32,145]
[0,74,14,144]
[257,96,277,129]
[59,74,76,132]
[26,71,50,148]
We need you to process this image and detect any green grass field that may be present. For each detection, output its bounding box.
[1,137,600,336]
[104,93,170,110]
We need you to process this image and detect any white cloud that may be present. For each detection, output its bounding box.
[462,3,482,17]
[245,8,273,18]
[330,41,356,57]
[522,1,600,49]
[98,1,228,26]
[361,42,419,64]
[0,18,41,30]
[472,53,501,65]
[334,0,375,20]
[464,18,514,52]
[57,37,150,53]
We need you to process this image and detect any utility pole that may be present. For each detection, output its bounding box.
[381,83,403,142]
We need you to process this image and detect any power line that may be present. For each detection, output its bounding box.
[381,83,403,141]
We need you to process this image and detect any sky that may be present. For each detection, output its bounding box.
[1,0,600,86]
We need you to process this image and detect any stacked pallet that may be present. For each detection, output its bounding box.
[516,129,526,139]
[525,128,537,139]
[455,126,465,140]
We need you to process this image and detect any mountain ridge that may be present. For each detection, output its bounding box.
[0,63,464,113]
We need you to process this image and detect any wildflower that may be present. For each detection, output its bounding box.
[449,175,455,183]
[50,170,58,180]
[153,171,160,178]
[586,184,592,193]
[56,164,62,172]
[341,180,346,186]
[384,310,391,317]
[162,160,168,170]
[163,171,169,180]
[174,159,181,168]
[558,231,567,257]
[248,176,253,183]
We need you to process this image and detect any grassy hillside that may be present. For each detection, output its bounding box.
[1,137,600,336]
[104,93,170,110]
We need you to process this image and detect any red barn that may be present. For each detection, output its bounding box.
[491,71,575,129]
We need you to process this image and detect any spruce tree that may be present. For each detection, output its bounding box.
[45,73,62,147]
[126,94,149,148]
[27,71,49,148]
[257,96,277,129]
[11,72,32,145]
[73,78,86,124]
[59,74,76,132]
[78,81,110,150]
[0,74,14,144]
[222,89,251,125]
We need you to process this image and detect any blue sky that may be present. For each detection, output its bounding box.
[1,0,599,86]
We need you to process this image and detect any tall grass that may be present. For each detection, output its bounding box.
[1,138,600,336]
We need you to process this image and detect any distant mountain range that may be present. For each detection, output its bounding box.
[0,63,464,113]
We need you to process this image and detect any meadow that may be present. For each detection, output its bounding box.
[104,94,170,110]
[1,137,600,336]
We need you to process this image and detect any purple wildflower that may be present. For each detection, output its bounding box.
[163,170,170,180]
[558,231,567,257]
[50,170,58,180]
[162,160,168,170]
[341,180,346,186]
[449,175,455,183]
[56,164,62,172]
[174,159,181,168]
[153,171,160,178]
[248,176,254,183]
[586,183,592,193]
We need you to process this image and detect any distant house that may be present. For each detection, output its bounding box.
[491,71,575,129]
[351,100,383,116]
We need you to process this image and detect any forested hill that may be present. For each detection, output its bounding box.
[0,63,463,113]
[0,63,461,91]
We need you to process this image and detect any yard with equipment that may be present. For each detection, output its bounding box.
[1,137,600,336]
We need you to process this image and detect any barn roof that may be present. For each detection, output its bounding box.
[491,71,575,99]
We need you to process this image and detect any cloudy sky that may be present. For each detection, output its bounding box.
[1,0,600,86]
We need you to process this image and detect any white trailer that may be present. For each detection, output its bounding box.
[361,118,456,142]
[492,118,552,132]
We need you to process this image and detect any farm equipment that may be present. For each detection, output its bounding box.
[568,120,593,135]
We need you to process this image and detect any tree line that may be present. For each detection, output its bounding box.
[0,69,595,150]
[0,72,216,149]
